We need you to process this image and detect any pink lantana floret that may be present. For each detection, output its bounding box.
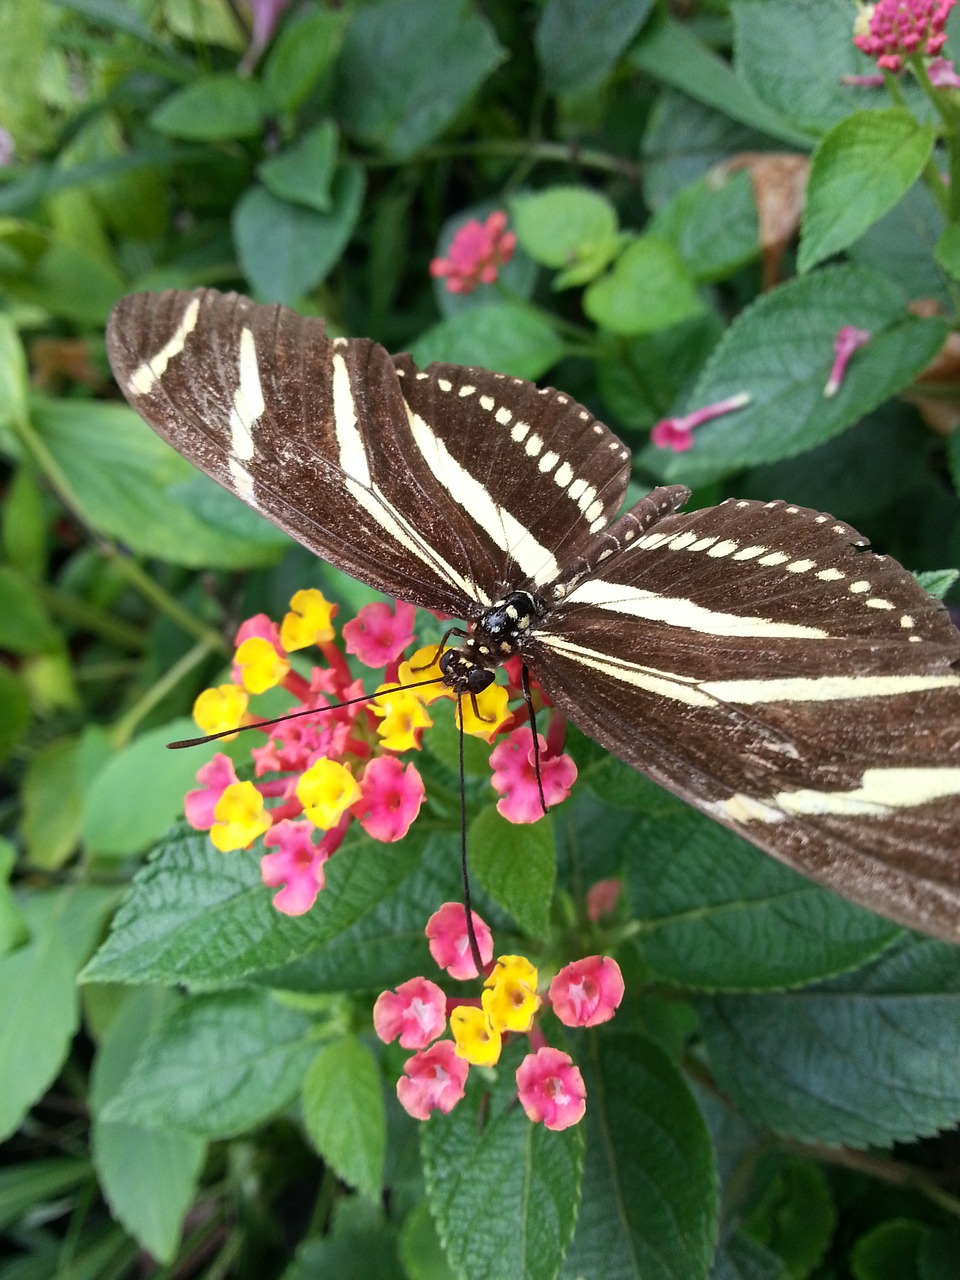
[651,391,751,453]
[426,902,494,980]
[549,956,625,1028]
[373,976,447,1049]
[342,600,417,668]
[396,1041,469,1120]
[184,753,240,830]
[352,754,425,842]
[489,726,577,824]
[586,877,622,922]
[260,819,331,915]
[429,211,517,294]
[516,1047,587,1132]
[853,0,954,73]
[824,325,871,397]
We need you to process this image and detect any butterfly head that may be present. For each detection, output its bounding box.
[439,591,546,695]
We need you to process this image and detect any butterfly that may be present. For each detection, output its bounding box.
[106,287,960,942]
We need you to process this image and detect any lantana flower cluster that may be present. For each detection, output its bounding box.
[185,589,577,914]
[430,211,517,294]
[375,903,624,1131]
[853,0,954,73]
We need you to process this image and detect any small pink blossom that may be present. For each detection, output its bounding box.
[430,211,517,294]
[853,0,954,74]
[396,1041,469,1120]
[352,754,425,842]
[489,726,577,824]
[260,819,331,915]
[240,0,292,72]
[586,877,622,921]
[342,600,417,668]
[516,1047,586,1132]
[184,753,239,829]
[927,55,960,84]
[651,391,751,453]
[549,956,625,1028]
[426,902,494,980]
[824,325,871,397]
[374,977,447,1049]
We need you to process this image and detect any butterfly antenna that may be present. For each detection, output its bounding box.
[521,662,547,816]
[167,676,445,749]
[457,690,485,976]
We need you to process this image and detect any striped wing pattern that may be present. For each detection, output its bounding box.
[106,288,960,942]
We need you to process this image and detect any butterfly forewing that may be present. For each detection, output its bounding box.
[107,287,960,943]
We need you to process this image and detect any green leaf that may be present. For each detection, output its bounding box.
[625,805,900,991]
[915,568,959,600]
[711,1232,786,1280]
[0,1158,90,1233]
[422,1042,583,1280]
[1,241,126,325]
[398,1202,458,1280]
[233,163,365,305]
[743,1158,834,1279]
[0,565,58,653]
[629,13,813,149]
[596,315,722,429]
[3,464,47,578]
[411,303,564,381]
[850,1219,929,1280]
[652,265,947,485]
[584,237,704,336]
[0,0,51,150]
[0,313,29,437]
[24,729,112,869]
[561,1033,718,1280]
[103,988,316,1138]
[337,0,505,158]
[799,109,936,272]
[30,396,284,568]
[151,73,264,142]
[91,988,206,1263]
[469,804,555,938]
[262,8,346,113]
[163,0,245,50]
[698,935,960,1147]
[535,0,653,94]
[0,840,29,957]
[258,121,338,212]
[302,1038,385,1199]
[935,221,960,282]
[649,170,759,283]
[852,179,950,304]
[82,822,429,987]
[510,186,619,269]
[0,666,31,761]
[0,893,80,1142]
[54,0,171,47]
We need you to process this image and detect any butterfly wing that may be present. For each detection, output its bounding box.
[106,288,631,617]
[527,497,960,940]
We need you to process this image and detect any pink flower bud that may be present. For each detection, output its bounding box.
[516,1047,587,1131]
[824,325,871,398]
[586,878,622,921]
[549,956,625,1028]
[426,902,494,980]
[373,977,447,1049]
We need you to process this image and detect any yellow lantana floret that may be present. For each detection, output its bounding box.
[210,781,271,851]
[456,682,511,742]
[483,955,542,1033]
[193,683,249,738]
[281,588,338,651]
[397,646,449,704]
[297,758,361,829]
[450,1005,502,1067]
[372,686,433,751]
[235,636,290,694]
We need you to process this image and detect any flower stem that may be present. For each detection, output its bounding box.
[109,638,220,747]
[102,548,228,653]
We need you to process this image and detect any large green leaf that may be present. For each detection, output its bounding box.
[651,265,947,485]
[698,936,960,1148]
[799,110,936,273]
[151,73,264,141]
[336,0,505,158]
[411,303,564,381]
[233,163,365,305]
[469,803,555,939]
[535,0,653,95]
[303,1038,386,1199]
[584,237,704,336]
[262,8,346,113]
[560,1033,718,1280]
[29,396,287,567]
[649,170,759,284]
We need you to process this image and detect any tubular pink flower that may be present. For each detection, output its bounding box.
[853,1,955,73]
[260,818,331,915]
[342,600,417,668]
[184,753,240,830]
[352,754,426,841]
[489,726,577,824]
[549,956,625,1027]
[374,977,448,1049]
[430,211,517,294]
[396,1041,469,1120]
[586,877,622,921]
[824,325,871,397]
[651,391,751,453]
[516,1048,587,1131]
[426,902,494,980]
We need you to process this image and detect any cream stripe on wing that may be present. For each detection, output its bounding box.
[710,768,960,823]
[563,579,829,639]
[128,297,201,396]
[701,673,960,704]
[228,327,265,462]
[537,635,718,707]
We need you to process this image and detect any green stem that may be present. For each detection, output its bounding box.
[370,139,642,183]
[102,548,228,653]
[35,582,146,651]
[109,638,219,747]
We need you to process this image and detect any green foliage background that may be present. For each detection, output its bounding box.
[1,1,960,1278]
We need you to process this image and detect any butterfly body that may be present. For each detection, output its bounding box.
[106,288,960,942]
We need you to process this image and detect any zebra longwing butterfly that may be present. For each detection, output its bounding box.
[106,288,960,943]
